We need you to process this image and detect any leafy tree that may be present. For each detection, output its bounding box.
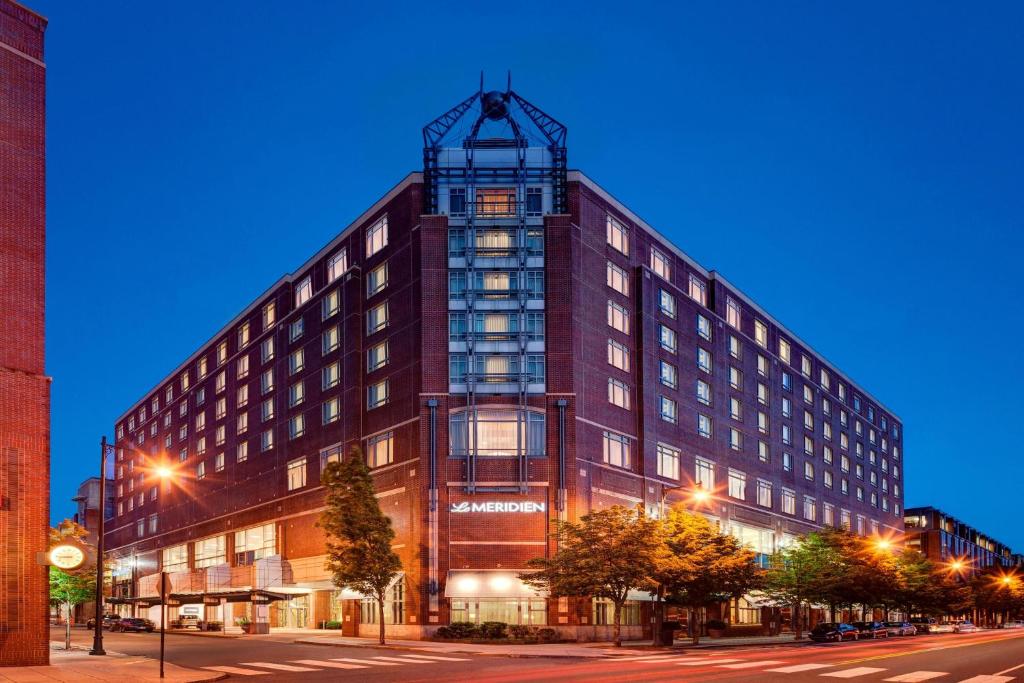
[762,533,840,640]
[971,568,1024,624]
[319,448,402,645]
[889,549,936,616]
[655,509,762,644]
[521,505,661,646]
[49,520,95,650]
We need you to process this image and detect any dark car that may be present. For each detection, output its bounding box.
[852,621,889,639]
[113,617,155,633]
[809,622,860,642]
[86,614,121,630]
[910,617,937,634]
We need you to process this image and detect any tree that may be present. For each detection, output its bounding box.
[49,520,95,650]
[655,509,762,645]
[319,448,402,645]
[521,505,661,646]
[762,533,840,641]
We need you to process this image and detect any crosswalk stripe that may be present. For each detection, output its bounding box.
[397,654,474,662]
[613,655,681,662]
[956,677,1015,683]
[676,658,742,666]
[331,657,401,666]
[201,665,271,676]
[239,662,322,672]
[822,667,888,678]
[291,659,369,669]
[718,660,787,669]
[373,656,435,664]
[883,673,948,682]
[767,664,835,673]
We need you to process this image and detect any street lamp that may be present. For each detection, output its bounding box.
[154,464,176,680]
[89,436,114,656]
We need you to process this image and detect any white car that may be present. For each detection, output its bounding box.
[1001,621,1024,630]
[930,623,955,633]
[954,621,979,633]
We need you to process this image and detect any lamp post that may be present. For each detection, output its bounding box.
[89,436,113,656]
[154,464,174,679]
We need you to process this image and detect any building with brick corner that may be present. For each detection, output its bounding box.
[105,82,904,640]
[0,0,49,667]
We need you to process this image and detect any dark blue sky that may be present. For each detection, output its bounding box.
[37,2,1023,547]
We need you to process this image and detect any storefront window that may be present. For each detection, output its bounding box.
[592,599,640,626]
[360,583,404,624]
[162,544,188,573]
[449,598,547,625]
[731,596,761,625]
[193,535,226,568]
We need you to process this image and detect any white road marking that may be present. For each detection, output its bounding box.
[373,656,434,663]
[331,657,401,666]
[676,658,742,666]
[612,655,681,662]
[995,663,1024,676]
[767,663,835,673]
[956,677,1015,683]
[883,673,948,682]
[201,665,271,676]
[822,668,888,679]
[718,660,787,669]
[400,654,474,662]
[239,662,322,672]
[291,659,369,669]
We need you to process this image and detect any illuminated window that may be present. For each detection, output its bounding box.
[754,320,768,348]
[289,381,304,407]
[322,398,340,424]
[261,428,273,452]
[608,378,630,409]
[650,247,671,280]
[778,338,791,365]
[607,339,629,371]
[367,380,389,409]
[262,301,276,330]
[295,276,313,308]
[367,341,388,371]
[698,413,713,439]
[327,249,348,282]
[289,348,304,375]
[261,398,274,422]
[367,262,388,298]
[261,337,275,363]
[322,289,340,320]
[659,289,676,319]
[288,414,305,439]
[697,348,712,374]
[238,322,251,348]
[659,325,677,354]
[659,396,677,424]
[450,410,545,457]
[606,261,629,296]
[322,362,340,389]
[657,443,680,480]
[367,302,388,335]
[476,188,515,217]
[287,457,306,490]
[237,441,248,463]
[366,216,388,257]
[804,496,817,521]
[234,523,275,565]
[366,431,393,467]
[162,544,188,573]
[322,325,340,355]
[607,301,629,334]
[688,274,706,306]
[696,314,711,341]
[602,431,630,468]
[606,215,629,255]
[261,368,274,394]
[695,458,714,490]
[217,341,227,366]
[661,361,678,389]
[726,296,741,329]
[728,469,746,499]
[196,357,207,380]
[781,489,796,515]
[696,379,711,405]
[757,480,772,508]
[730,428,743,451]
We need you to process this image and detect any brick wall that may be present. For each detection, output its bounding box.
[0,0,48,667]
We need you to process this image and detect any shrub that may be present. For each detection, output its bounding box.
[234,617,251,626]
[443,621,480,639]
[508,624,533,639]
[706,619,728,630]
[323,620,342,630]
[434,626,454,639]
[536,627,558,642]
[479,621,508,639]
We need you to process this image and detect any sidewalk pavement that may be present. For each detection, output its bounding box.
[294,632,808,658]
[0,643,226,682]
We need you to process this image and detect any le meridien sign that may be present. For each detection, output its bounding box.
[450,501,546,514]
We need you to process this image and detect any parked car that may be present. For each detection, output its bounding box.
[953,621,979,633]
[852,621,889,639]
[930,622,956,633]
[1001,621,1024,629]
[112,617,155,633]
[86,614,121,630]
[884,621,917,637]
[809,622,860,643]
[910,617,937,634]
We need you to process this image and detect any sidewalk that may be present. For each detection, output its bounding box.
[0,643,226,682]
[294,632,808,658]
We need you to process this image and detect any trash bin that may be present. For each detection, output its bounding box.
[660,620,681,645]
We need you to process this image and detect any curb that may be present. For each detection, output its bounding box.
[292,639,599,659]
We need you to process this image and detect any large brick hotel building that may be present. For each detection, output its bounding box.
[106,84,904,638]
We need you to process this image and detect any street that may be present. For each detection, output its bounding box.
[56,626,1024,682]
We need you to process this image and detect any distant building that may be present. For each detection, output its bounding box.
[72,476,115,544]
[106,82,904,640]
[0,0,49,667]
[904,506,1017,572]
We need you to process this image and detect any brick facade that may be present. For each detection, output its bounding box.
[0,0,48,667]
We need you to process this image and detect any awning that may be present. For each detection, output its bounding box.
[626,589,657,602]
[115,589,292,605]
[444,570,546,598]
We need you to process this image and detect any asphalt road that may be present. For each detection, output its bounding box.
[55,625,1024,682]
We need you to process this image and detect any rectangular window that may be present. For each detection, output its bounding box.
[289,414,305,439]
[660,361,678,389]
[606,215,629,255]
[697,348,712,374]
[659,289,676,319]
[696,379,711,405]
[758,411,768,434]
[779,338,791,365]
[261,428,274,452]
[696,314,711,341]
[289,381,304,407]
[698,413,713,439]
[781,489,796,515]
[236,354,249,379]
[367,302,388,335]
[650,247,671,280]
[602,431,630,469]
[366,216,388,257]
[804,496,817,521]
[730,428,743,451]
[216,341,227,367]
[261,397,274,422]
[366,431,394,468]
[728,470,746,499]
[322,325,340,355]
[608,378,630,409]
[657,443,680,481]
[261,337,275,363]
[287,457,307,490]
[238,322,251,349]
[726,296,741,329]
[289,348,305,375]
[607,339,630,371]
[322,398,340,424]
[659,396,677,424]
[526,187,542,215]
[449,188,466,216]
[262,301,276,330]
[196,358,207,380]
[606,261,629,296]
[367,380,389,409]
[289,319,303,343]
[327,249,348,282]
[367,262,388,297]
[607,301,630,334]
[729,335,741,359]
[754,320,768,348]
[729,397,742,421]
[804,460,814,481]
[688,274,706,306]
[695,457,714,490]
[367,341,388,372]
[237,441,248,463]
[757,480,772,508]
[322,289,340,320]
[196,461,206,480]
[659,325,677,354]
[758,440,769,462]
[730,366,743,390]
[322,362,340,390]
[801,354,812,378]
[295,276,313,308]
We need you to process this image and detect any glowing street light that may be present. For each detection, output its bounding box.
[156,465,173,480]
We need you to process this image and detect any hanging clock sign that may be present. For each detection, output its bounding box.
[48,543,87,571]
